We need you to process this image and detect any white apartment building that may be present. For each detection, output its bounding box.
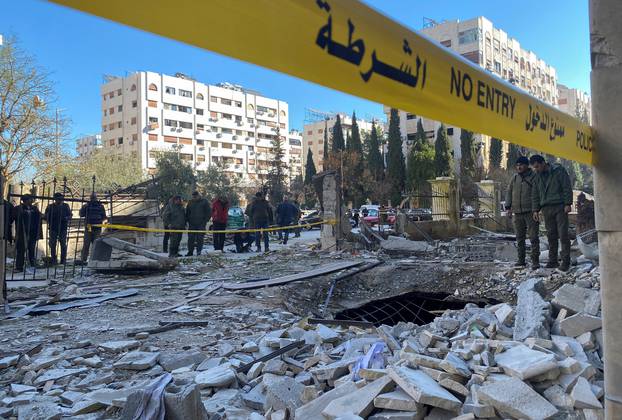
[302,114,376,174]
[387,16,560,172]
[287,130,303,179]
[100,72,300,185]
[557,84,592,124]
[76,134,102,158]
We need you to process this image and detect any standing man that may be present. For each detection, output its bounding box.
[185,191,211,256]
[44,193,72,265]
[162,195,186,257]
[161,197,172,253]
[505,156,540,269]
[13,194,42,272]
[79,193,107,263]
[276,195,298,245]
[293,199,302,237]
[530,155,573,271]
[249,192,272,252]
[211,194,229,252]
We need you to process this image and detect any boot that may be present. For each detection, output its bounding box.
[545,261,559,268]
[514,261,526,267]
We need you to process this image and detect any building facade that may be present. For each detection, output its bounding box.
[302,113,376,174]
[557,84,592,124]
[76,134,102,158]
[287,130,303,180]
[387,16,560,172]
[100,72,300,185]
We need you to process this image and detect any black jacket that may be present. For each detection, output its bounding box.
[80,200,107,225]
[249,198,273,225]
[45,202,72,231]
[13,204,42,241]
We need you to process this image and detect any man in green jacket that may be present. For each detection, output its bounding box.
[529,155,573,271]
[162,195,186,258]
[505,156,540,269]
[185,191,211,256]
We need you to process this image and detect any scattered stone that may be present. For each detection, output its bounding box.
[494,345,557,380]
[71,398,104,415]
[571,377,602,409]
[34,368,88,385]
[477,377,558,419]
[113,351,160,370]
[552,284,601,315]
[559,314,602,338]
[439,353,471,378]
[438,378,469,397]
[60,390,85,406]
[513,278,551,341]
[322,375,394,419]
[374,388,422,412]
[134,332,150,340]
[0,355,19,369]
[317,324,340,343]
[295,381,358,420]
[388,366,461,412]
[494,303,515,326]
[10,384,36,396]
[16,402,62,420]
[195,365,236,388]
[98,340,140,353]
[369,410,423,420]
[159,351,205,372]
[263,373,304,412]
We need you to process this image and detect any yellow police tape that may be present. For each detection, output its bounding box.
[89,219,336,235]
[49,0,593,165]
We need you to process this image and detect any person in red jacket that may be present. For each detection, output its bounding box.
[211,194,229,251]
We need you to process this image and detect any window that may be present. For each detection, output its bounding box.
[212,156,220,163]
[307,130,313,135]
[149,117,159,124]
[508,48,513,61]
[179,137,192,145]
[222,128,233,134]
[197,154,206,162]
[148,100,157,108]
[196,93,204,100]
[235,116,242,122]
[447,128,454,135]
[236,130,243,135]
[247,104,255,111]
[102,125,107,132]
[118,137,124,144]
[132,100,137,108]
[164,135,177,143]
[440,40,451,48]
[406,113,417,120]
[117,89,122,96]
[180,153,193,161]
[109,107,114,115]
[493,39,500,52]
[210,96,218,102]
[179,121,193,129]
[109,91,114,98]
[117,121,123,128]
[221,98,232,106]
[247,118,254,123]
[280,123,286,129]
[222,113,232,120]
[210,111,218,119]
[131,117,137,125]
[308,141,313,145]
[109,139,115,146]
[247,131,255,137]
[149,134,158,141]
[197,124,205,131]
[148,83,158,91]
[103,109,108,116]
[458,28,480,45]
[248,146,254,151]
[318,139,323,144]
[178,105,192,113]
[164,103,177,111]
[494,61,501,73]
[117,105,123,112]
[132,134,138,142]
[165,119,178,127]
[196,108,204,115]
[165,86,176,95]
[179,89,192,98]
[131,84,136,92]
[234,101,242,107]
[289,138,301,146]
[222,142,232,149]
[280,110,286,117]
[211,142,219,148]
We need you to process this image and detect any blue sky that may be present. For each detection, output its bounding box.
[1,0,589,147]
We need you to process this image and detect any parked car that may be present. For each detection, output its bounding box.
[362,208,396,225]
[299,210,323,230]
[407,208,433,221]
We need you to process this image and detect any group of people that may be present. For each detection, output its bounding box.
[6,192,108,272]
[161,191,302,257]
[505,154,574,271]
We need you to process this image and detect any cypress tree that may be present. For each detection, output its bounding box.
[348,111,363,152]
[331,114,345,152]
[366,121,384,181]
[434,124,452,177]
[489,137,503,169]
[406,136,435,192]
[386,108,406,204]
[415,118,426,146]
[304,148,316,184]
[506,143,522,169]
[460,129,476,179]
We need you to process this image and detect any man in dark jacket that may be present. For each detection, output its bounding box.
[276,195,298,245]
[13,194,42,271]
[162,195,186,257]
[185,191,211,256]
[79,193,108,262]
[530,155,573,271]
[211,194,229,252]
[505,156,540,269]
[248,192,272,252]
[44,192,72,265]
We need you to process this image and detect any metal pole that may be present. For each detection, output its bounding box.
[590,1,622,417]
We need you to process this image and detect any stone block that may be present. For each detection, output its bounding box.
[322,375,394,419]
[438,378,469,397]
[494,345,557,380]
[98,340,140,353]
[401,353,443,370]
[242,383,266,411]
[163,383,209,420]
[369,410,424,420]
[34,368,88,385]
[159,351,206,372]
[316,324,340,343]
[439,353,471,378]
[477,377,557,419]
[295,381,358,420]
[195,365,236,388]
[559,314,602,338]
[374,388,422,412]
[552,284,601,315]
[513,278,551,341]
[310,358,355,381]
[494,303,515,326]
[388,366,461,412]
[113,351,159,370]
[17,402,62,420]
[10,384,36,396]
[263,373,304,412]
[571,377,602,409]
[543,385,573,409]
[71,398,105,415]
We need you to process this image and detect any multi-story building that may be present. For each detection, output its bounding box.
[557,84,592,124]
[387,16,560,172]
[76,134,102,158]
[302,113,376,174]
[287,130,303,180]
[100,72,295,185]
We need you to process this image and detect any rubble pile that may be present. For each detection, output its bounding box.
[0,260,603,419]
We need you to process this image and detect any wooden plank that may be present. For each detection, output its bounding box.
[222,261,364,290]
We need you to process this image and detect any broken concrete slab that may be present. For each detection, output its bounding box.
[513,278,551,341]
[0,355,20,369]
[194,365,236,388]
[322,375,394,419]
[10,384,36,396]
[159,351,206,372]
[263,373,305,412]
[310,358,356,381]
[374,388,422,412]
[439,353,471,378]
[34,368,88,385]
[559,313,602,338]
[494,345,557,380]
[571,377,602,409]
[369,410,424,420]
[494,303,515,326]
[388,366,461,412]
[543,385,574,409]
[113,351,160,370]
[98,340,140,353]
[163,383,209,420]
[16,402,62,420]
[477,377,558,419]
[295,381,358,420]
[552,284,601,315]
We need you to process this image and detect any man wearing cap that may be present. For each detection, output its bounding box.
[12,194,43,272]
[185,191,211,256]
[530,154,573,271]
[506,156,540,269]
[162,195,186,257]
[44,193,72,265]
[79,192,108,263]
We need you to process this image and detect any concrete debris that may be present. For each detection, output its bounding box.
[0,232,605,419]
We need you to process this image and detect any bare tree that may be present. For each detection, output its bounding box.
[0,37,69,186]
